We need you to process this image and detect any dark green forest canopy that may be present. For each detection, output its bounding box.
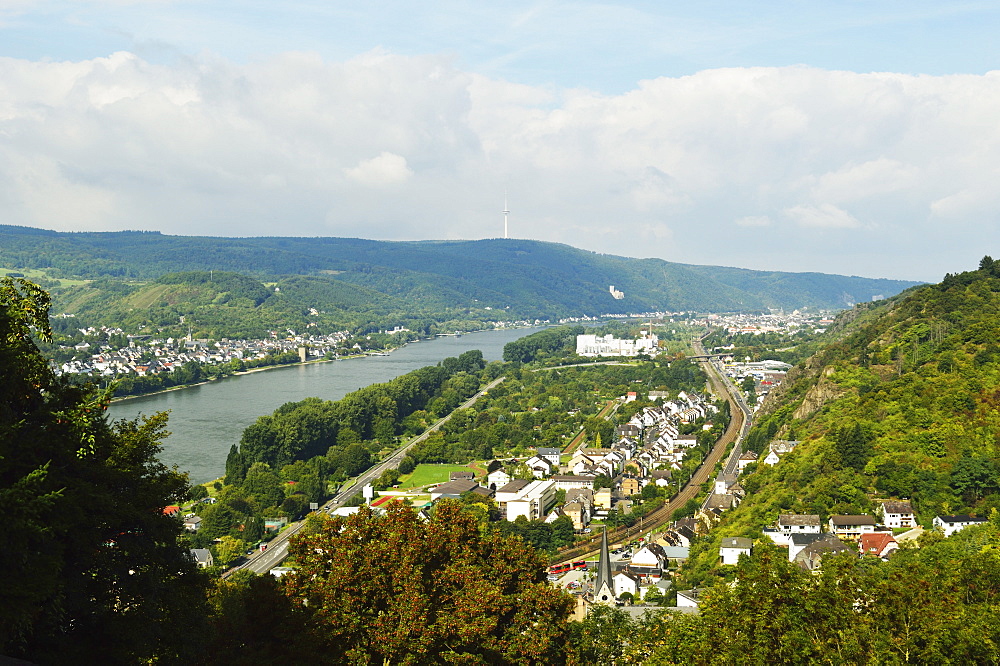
[0,277,208,662]
[0,225,920,321]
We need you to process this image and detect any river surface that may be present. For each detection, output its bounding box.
[107,327,544,483]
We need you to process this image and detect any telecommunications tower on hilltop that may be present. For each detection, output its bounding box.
[503,192,509,239]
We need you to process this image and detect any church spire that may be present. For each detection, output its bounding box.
[593,526,615,605]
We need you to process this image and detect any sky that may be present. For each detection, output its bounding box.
[2,2,1000,281]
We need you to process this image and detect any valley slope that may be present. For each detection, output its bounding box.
[1,226,919,328]
[683,257,1000,584]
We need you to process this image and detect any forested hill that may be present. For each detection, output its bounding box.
[0,225,918,317]
[685,257,1000,582]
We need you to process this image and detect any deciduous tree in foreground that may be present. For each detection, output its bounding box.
[284,500,575,664]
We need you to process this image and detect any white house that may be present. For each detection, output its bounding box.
[190,548,214,569]
[631,543,666,569]
[487,468,511,489]
[933,514,988,536]
[536,447,562,468]
[720,537,753,565]
[523,454,554,478]
[778,514,822,534]
[878,500,917,529]
[736,450,759,472]
[675,589,702,608]
[612,571,643,600]
[829,515,877,537]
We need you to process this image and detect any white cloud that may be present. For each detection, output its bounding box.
[784,204,862,229]
[1,52,999,280]
[344,152,413,186]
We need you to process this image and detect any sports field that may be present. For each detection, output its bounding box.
[396,464,476,490]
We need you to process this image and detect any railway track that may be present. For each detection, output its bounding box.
[552,350,745,564]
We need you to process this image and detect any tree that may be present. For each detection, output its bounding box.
[0,278,207,662]
[568,604,635,664]
[243,461,284,509]
[215,535,248,567]
[204,570,323,663]
[284,501,574,664]
[834,421,873,471]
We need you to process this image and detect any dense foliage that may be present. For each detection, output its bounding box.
[680,259,1000,586]
[283,500,575,664]
[0,278,208,662]
[570,526,1000,665]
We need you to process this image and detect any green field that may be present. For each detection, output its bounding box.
[2,266,91,288]
[396,464,476,490]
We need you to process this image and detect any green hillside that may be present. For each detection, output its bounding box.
[49,271,439,339]
[683,257,1000,585]
[0,225,918,320]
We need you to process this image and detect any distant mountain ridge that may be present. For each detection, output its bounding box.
[0,225,920,317]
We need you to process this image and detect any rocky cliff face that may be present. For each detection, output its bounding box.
[792,366,844,420]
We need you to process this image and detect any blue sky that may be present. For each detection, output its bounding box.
[2,1,999,281]
[7,2,1000,89]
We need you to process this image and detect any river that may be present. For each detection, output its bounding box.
[107,327,544,484]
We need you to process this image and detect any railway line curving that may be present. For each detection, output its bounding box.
[552,340,748,564]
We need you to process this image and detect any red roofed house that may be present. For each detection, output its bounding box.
[163,505,180,517]
[858,532,899,559]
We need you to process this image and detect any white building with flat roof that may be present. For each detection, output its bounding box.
[576,333,658,357]
[495,479,557,521]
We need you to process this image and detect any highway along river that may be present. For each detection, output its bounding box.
[107,327,544,484]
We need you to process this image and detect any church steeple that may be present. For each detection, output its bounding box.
[593,526,615,605]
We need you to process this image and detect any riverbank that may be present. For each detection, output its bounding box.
[108,351,373,404]
[106,326,545,483]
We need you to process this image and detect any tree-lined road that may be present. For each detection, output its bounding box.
[228,375,507,575]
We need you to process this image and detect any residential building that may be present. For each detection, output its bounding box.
[878,500,917,529]
[495,479,556,521]
[620,476,641,497]
[720,537,753,565]
[631,543,666,569]
[794,534,851,571]
[778,514,822,534]
[786,533,828,562]
[736,450,758,472]
[829,514,877,538]
[562,498,591,531]
[858,533,899,559]
[933,514,988,537]
[523,454,554,478]
[537,447,562,467]
[487,468,511,489]
[190,548,214,569]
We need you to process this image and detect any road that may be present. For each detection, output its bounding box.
[227,375,507,575]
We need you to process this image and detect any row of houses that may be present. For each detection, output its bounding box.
[57,330,353,377]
